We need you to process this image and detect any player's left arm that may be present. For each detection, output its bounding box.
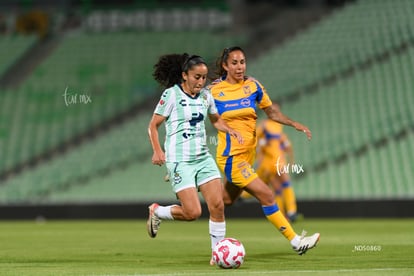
[263,103,312,140]
[209,113,244,144]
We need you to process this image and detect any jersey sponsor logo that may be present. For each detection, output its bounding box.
[189,112,204,126]
[179,99,187,106]
[216,96,255,114]
[241,98,251,107]
[182,112,205,139]
[182,132,193,139]
[180,98,203,107]
[182,131,204,139]
[218,97,253,111]
[225,103,239,108]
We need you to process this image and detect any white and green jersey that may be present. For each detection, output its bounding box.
[154,84,218,162]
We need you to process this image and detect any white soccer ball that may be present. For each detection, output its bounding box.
[212,237,245,269]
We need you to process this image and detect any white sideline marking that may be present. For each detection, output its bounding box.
[93,267,412,276]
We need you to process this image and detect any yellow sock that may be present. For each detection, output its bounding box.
[262,204,296,241]
[282,181,297,215]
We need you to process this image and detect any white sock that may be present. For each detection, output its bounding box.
[155,205,174,220]
[290,234,300,247]
[209,220,226,251]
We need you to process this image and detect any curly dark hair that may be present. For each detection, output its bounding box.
[153,53,206,88]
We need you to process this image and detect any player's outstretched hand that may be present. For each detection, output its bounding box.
[293,122,312,140]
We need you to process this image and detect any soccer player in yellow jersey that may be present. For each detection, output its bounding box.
[208,46,319,255]
[255,119,299,222]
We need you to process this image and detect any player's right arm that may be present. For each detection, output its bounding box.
[263,103,312,140]
[208,113,244,145]
[148,114,166,166]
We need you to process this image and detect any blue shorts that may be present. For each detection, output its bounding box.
[166,155,221,193]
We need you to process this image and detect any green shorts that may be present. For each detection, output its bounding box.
[166,155,221,193]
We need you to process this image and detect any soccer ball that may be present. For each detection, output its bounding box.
[212,238,245,269]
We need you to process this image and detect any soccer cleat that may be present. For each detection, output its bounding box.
[293,230,320,255]
[147,203,161,238]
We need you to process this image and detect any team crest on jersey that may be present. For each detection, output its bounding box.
[159,99,165,105]
[243,85,251,95]
[201,94,208,107]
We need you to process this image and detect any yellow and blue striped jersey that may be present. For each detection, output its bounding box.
[208,77,272,156]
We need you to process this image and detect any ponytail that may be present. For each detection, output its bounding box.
[153,53,188,88]
[153,53,207,88]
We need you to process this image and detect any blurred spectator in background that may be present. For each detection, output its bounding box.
[15,10,49,38]
[253,118,301,222]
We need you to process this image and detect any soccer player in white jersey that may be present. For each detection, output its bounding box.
[147,53,243,265]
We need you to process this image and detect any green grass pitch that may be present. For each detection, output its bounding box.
[1,218,413,275]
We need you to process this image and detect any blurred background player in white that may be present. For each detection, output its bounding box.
[147,53,243,265]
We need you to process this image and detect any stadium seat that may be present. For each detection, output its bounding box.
[0,34,37,76]
[0,31,246,175]
[3,1,414,203]
[249,0,414,99]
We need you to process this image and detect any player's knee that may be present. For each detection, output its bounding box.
[262,196,275,206]
[216,201,225,213]
[209,200,225,217]
[257,191,275,206]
